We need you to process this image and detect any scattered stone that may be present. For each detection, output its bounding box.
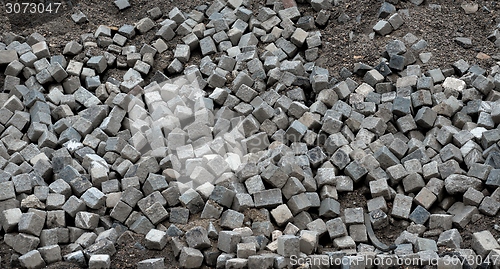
[462,3,479,14]
[455,37,473,49]
[472,230,500,258]
[71,11,88,24]
[19,250,46,269]
[114,0,131,10]
[0,2,499,268]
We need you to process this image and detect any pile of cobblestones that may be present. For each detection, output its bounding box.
[1,0,500,268]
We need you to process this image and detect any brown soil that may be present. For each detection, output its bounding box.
[316,0,500,77]
[1,0,500,268]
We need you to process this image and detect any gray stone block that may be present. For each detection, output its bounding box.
[38,245,62,265]
[409,205,430,225]
[481,130,500,149]
[330,149,351,170]
[270,204,293,226]
[114,0,130,10]
[167,224,184,238]
[402,173,425,193]
[378,1,396,18]
[62,196,87,218]
[344,161,368,183]
[1,207,22,232]
[143,201,168,225]
[335,176,354,193]
[179,247,203,268]
[472,230,500,258]
[253,189,282,208]
[370,206,389,229]
[414,187,437,210]
[225,258,248,268]
[169,207,189,224]
[374,146,400,169]
[144,229,168,250]
[46,210,65,228]
[373,20,393,35]
[324,133,348,154]
[306,146,327,168]
[87,56,107,74]
[437,228,462,249]
[281,177,306,200]
[64,250,87,267]
[32,41,50,59]
[237,243,256,259]
[200,36,217,56]
[326,217,347,239]
[251,221,273,238]
[12,173,32,194]
[136,17,155,34]
[277,235,300,257]
[120,68,144,93]
[75,232,97,248]
[142,174,168,196]
[479,196,500,216]
[349,224,368,243]
[81,187,106,209]
[75,212,100,230]
[367,196,388,213]
[391,194,412,219]
[19,51,38,68]
[179,189,204,214]
[429,214,453,230]
[416,238,437,252]
[168,7,185,24]
[210,185,236,208]
[19,250,46,269]
[218,231,241,253]
[415,107,437,128]
[369,179,391,200]
[200,200,223,219]
[49,179,72,199]
[486,169,500,187]
[445,174,482,195]
[137,258,165,269]
[185,226,211,249]
[388,13,404,29]
[89,254,111,269]
[315,10,330,27]
[18,212,45,236]
[364,69,385,87]
[344,207,364,225]
[0,49,19,65]
[129,216,154,235]
[5,60,24,76]
[5,233,40,255]
[361,116,387,135]
[220,209,244,229]
[174,44,190,63]
[120,187,143,207]
[108,200,131,223]
[447,202,478,228]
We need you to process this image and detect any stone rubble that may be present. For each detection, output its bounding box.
[0,0,500,268]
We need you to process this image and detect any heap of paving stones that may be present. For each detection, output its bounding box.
[1,0,500,268]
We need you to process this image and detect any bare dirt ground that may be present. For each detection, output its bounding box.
[1,0,500,268]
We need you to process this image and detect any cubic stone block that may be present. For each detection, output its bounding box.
[391,194,412,219]
[472,230,500,258]
[277,235,300,257]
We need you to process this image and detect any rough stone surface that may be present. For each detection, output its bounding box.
[1,3,500,268]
